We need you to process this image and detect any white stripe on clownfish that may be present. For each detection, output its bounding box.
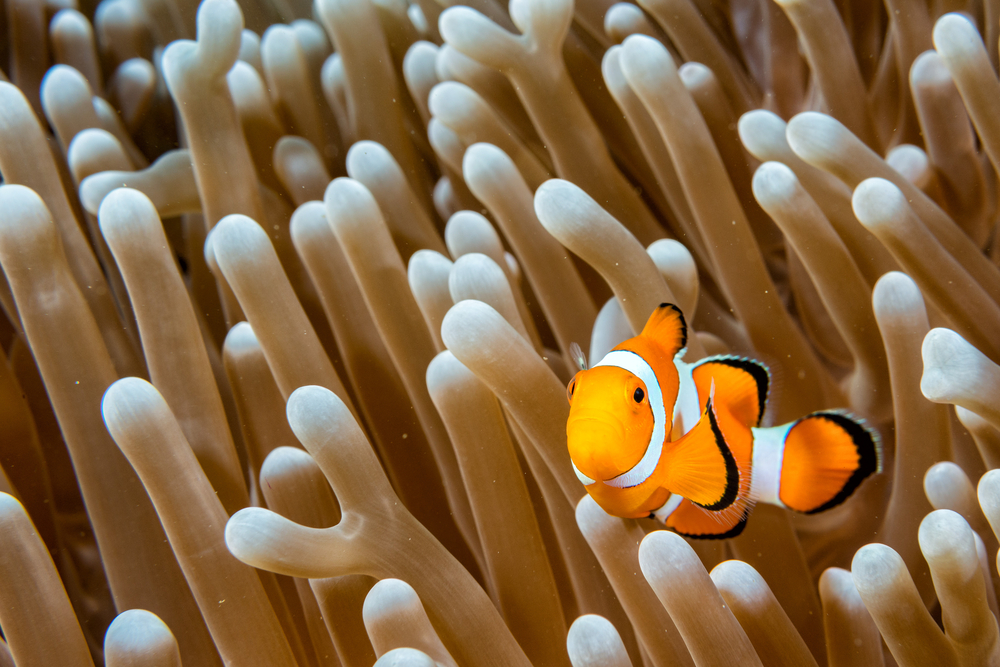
[749,422,792,508]
[672,355,701,440]
[572,460,596,486]
[593,349,668,489]
[591,346,704,489]
[652,492,685,522]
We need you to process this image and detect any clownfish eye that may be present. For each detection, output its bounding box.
[566,376,578,405]
[633,387,645,403]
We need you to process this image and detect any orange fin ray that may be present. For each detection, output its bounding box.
[639,303,687,358]
[666,498,749,539]
[661,397,740,512]
[691,356,769,427]
[767,411,881,514]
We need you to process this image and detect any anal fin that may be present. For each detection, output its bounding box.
[666,498,748,539]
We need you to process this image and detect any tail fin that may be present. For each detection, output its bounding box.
[755,411,881,514]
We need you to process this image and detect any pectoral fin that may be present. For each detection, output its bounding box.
[661,397,740,512]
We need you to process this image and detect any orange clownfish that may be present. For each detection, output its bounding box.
[566,303,880,539]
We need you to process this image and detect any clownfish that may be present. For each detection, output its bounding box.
[566,303,880,539]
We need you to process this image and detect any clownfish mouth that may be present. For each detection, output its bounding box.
[566,414,640,480]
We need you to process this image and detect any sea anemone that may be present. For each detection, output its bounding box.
[1,0,1000,664]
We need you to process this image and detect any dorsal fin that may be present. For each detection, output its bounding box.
[692,356,770,427]
[640,303,688,357]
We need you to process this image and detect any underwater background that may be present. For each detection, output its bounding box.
[0,0,998,664]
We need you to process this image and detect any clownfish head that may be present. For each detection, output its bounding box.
[566,365,656,485]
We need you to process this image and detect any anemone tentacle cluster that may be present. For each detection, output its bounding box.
[0,0,999,664]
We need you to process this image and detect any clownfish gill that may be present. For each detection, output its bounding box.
[565,303,882,539]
